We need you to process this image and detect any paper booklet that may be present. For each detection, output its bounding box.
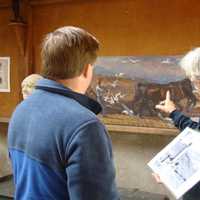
[148,127,200,199]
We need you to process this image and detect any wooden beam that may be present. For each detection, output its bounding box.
[0,117,9,123]
[0,4,10,9]
[24,4,34,75]
[9,22,27,56]
[29,0,72,6]
[0,1,11,9]
[106,124,179,136]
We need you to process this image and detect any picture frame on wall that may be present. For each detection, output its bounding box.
[0,57,10,92]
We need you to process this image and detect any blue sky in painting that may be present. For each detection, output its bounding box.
[94,56,186,84]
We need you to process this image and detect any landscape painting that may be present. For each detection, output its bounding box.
[87,56,200,134]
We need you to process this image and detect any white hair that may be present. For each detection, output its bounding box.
[180,48,200,79]
[21,74,43,99]
[21,74,43,88]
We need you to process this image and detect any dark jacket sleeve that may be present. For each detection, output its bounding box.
[65,119,119,200]
[169,110,200,131]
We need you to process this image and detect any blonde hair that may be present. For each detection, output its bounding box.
[180,48,200,79]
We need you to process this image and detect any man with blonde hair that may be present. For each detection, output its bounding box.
[156,48,200,200]
[8,26,119,200]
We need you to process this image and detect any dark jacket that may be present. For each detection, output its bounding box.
[8,78,119,200]
[170,110,200,200]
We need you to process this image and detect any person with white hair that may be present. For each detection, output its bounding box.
[156,48,200,200]
[21,74,43,99]
[180,48,200,80]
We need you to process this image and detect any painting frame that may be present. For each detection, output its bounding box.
[0,57,10,92]
[88,56,198,135]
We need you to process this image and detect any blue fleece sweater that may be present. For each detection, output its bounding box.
[8,78,119,200]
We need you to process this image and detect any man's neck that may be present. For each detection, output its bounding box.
[57,78,85,94]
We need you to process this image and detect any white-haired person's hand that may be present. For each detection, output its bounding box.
[152,173,162,184]
[155,91,176,114]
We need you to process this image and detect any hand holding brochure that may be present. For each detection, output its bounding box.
[148,127,200,199]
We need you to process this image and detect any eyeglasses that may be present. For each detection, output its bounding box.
[190,78,200,91]
[190,75,200,81]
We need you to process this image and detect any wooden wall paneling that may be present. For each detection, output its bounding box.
[9,22,27,56]
[0,0,11,9]
[32,0,200,73]
[0,9,22,117]
[0,0,32,118]
[24,4,34,75]
[1,0,200,125]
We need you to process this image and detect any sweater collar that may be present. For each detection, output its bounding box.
[36,78,102,115]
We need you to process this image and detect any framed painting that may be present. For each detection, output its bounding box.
[0,57,10,92]
[87,56,200,135]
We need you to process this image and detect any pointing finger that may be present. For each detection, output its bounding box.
[155,104,164,111]
[166,90,171,102]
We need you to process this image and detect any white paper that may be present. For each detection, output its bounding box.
[148,127,200,199]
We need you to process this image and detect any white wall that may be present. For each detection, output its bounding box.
[110,132,176,199]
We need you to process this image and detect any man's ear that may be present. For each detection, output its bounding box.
[83,64,92,78]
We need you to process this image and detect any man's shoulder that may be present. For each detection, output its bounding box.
[10,90,101,136]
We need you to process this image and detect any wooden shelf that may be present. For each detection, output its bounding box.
[107,124,178,136]
[101,114,179,136]
[0,116,179,136]
[0,118,9,123]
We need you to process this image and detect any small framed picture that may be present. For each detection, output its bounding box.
[0,57,10,92]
